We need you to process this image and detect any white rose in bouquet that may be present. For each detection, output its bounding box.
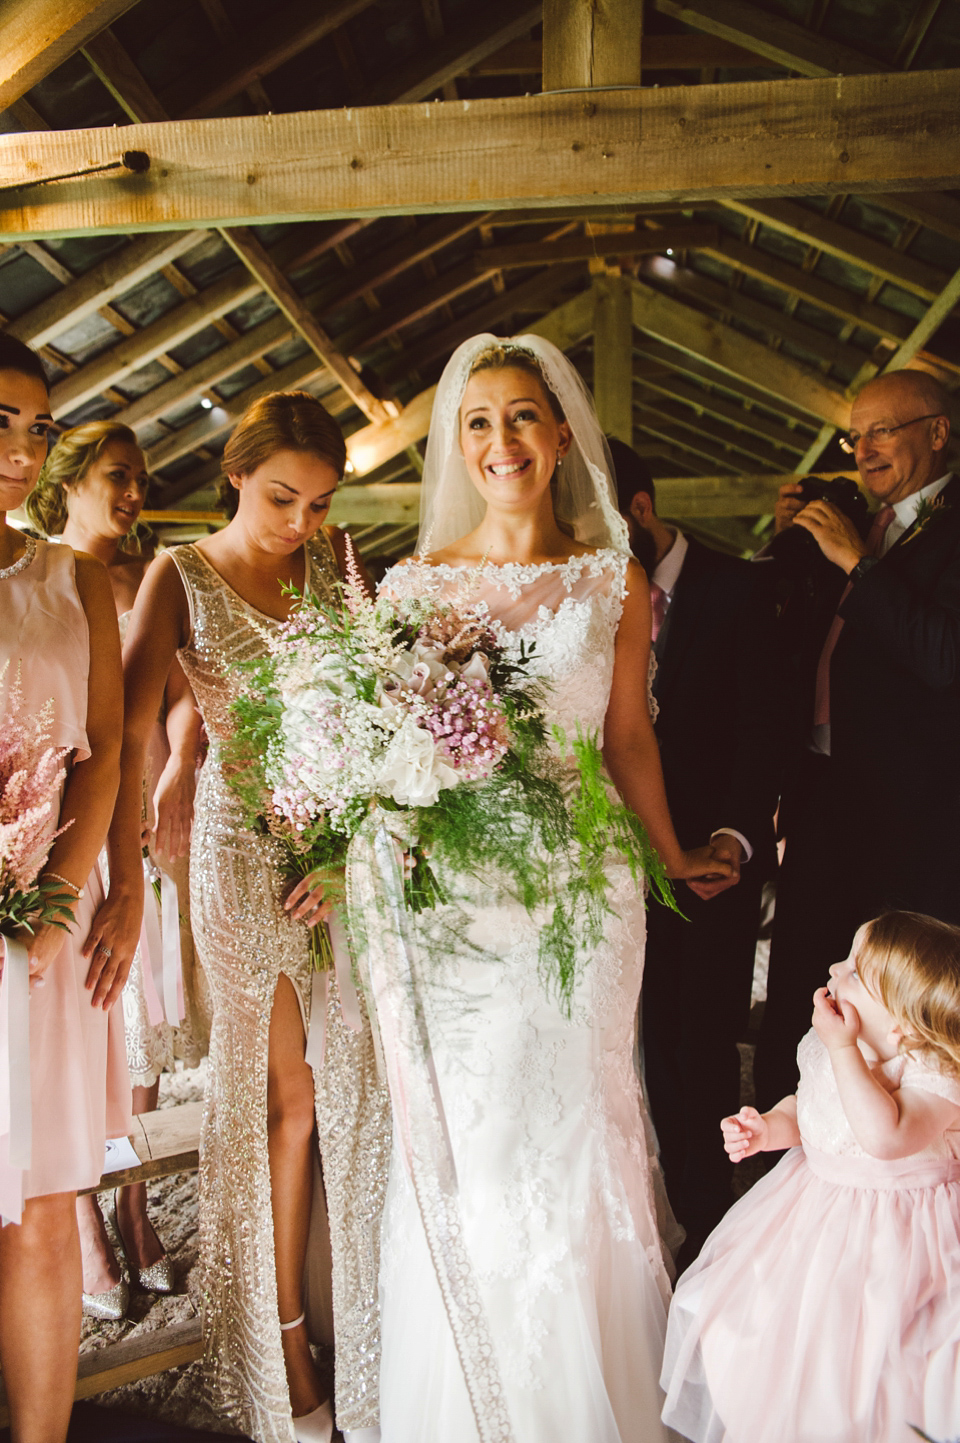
[377,714,458,808]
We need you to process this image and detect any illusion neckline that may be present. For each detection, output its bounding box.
[407,548,624,583]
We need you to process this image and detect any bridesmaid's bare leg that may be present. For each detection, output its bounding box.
[116,1080,165,1269]
[76,1192,121,1294]
[267,973,328,1419]
[0,1191,81,1443]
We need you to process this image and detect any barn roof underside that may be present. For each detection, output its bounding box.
[2,0,959,561]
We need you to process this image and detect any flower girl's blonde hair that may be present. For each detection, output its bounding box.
[859,911,960,1079]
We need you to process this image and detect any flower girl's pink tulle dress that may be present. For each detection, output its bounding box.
[0,538,130,1220]
[661,1028,960,1443]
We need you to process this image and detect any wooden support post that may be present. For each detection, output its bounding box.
[543,0,642,90]
[592,275,634,444]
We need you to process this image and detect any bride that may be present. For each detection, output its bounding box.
[371,334,730,1442]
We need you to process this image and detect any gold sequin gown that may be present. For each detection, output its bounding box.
[168,536,390,1443]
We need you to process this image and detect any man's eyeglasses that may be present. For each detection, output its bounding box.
[839,412,944,455]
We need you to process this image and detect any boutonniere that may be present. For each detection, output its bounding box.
[903,492,951,544]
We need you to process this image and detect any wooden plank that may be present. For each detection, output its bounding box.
[366,2,544,106]
[634,396,791,469]
[869,191,960,247]
[0,0,139,112]
[113,313,293,431]
[159,0,378,120]
[141,510,225,523]
[7,233,204,350]
[82,28,168,124]
[724,198,949,301]
[476,224,721,270]
[346,389,438,477]
[633,366,807,452]
[651,0,891,78]
[49,270,260,417]
[629,278,850,426]
[634,415,761,473]
[543,0,642,91]
[3,70,960,241]
[77,1102,203,1195]
[884,266,960,371]
[593,275,633,444]
[219,227,389,422]
[475,34,767,74]
[632,338,823,429]
[655,469,863,517]
[328,480,423,526]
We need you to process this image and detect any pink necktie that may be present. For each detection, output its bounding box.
[813,505,895,727]
[650,582,667,642]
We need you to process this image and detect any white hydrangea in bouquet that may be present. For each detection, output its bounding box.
[227,547,675,1003]
[0,666,76,943]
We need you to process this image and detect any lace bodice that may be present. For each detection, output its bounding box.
[796,1029,960,1161]
[382,549,631,747]
[168,535,341,747]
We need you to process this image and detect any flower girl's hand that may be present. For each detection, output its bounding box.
[812,986,861,1053]
[284,871,333,927]
[721,1106,768,1162]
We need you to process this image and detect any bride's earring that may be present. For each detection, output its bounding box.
[556,453,563,467]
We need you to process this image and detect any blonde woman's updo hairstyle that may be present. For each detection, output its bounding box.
[26,419,139,539]
[858,911,960,1080]
[219,390,347,518]
[466,344,567,423]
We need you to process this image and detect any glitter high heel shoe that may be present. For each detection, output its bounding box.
[82,1275,130,1321]
[105,1189,175,1295]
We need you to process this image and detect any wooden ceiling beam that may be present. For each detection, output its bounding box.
[724,198,949,301]
[0,0,138,111]
[4,71,959,241]
[158,0,378,120]
[868,192,960,248]
[701,233,913,341]
[632,366,808,452]
[632,338,822,429]
[111,313,294,431]
[473,34,764,74]
[365,1,543,105]
[475,224,721,270]
[543,0,641,91]
[335,258,495,355]
[651,0,890,77]
[633,395,794,469]
[629,277,849,425]
[328,482,422,527]
[7,232,204,350]
[633,416,752,473]
[644,260,871,373]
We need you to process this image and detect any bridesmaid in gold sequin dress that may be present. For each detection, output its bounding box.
[104,393,390,1443]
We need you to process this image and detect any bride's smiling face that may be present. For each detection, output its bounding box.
[458,366,571,517]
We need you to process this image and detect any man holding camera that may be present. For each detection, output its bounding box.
[755,369,959,1109]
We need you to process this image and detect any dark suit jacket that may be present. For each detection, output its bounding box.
[831,474,960,915]
[651,535,780,875]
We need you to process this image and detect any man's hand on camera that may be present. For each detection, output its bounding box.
[774,482,806,534]
[791,499,868,574]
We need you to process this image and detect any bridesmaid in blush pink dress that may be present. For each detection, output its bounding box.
[0,336,130,1443]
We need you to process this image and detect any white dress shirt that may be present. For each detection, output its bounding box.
[652,529,753,863]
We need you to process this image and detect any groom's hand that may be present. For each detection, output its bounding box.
[686,834,743,901]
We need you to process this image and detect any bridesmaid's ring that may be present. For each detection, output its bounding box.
[97,944,113,958]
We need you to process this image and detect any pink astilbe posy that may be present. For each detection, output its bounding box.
[0,666,70,907]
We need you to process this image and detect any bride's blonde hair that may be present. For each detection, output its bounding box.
[858,911,960,1079]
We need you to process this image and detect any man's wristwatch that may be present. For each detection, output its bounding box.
[849,556,879,584]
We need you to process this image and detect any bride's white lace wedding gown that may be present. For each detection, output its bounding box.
[376,550,675,1443]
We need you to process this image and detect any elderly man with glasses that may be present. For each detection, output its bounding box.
[754,369,958,1110]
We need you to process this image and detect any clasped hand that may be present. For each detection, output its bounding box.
[774,482,867,575]
[684,833,743,901]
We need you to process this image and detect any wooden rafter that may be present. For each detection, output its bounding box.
[0,0,139,111]
[632,366,808,453]
[542,0,641,91]
[473,225,721,270]
[3,70,959,241]
[474,34,765,74]
[364,1,543,106]
[651,0,890,77]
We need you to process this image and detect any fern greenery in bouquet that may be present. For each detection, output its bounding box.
[226,548,676,1007]
[0,667,76,943]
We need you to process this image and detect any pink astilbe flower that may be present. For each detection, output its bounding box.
[0,666,71,920]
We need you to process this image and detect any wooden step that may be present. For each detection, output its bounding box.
[0,1317,205,1427]
[79,1101,203,1196]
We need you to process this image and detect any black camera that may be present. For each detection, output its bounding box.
[768,475,870,571]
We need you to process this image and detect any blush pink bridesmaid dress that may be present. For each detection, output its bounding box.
[0,536,131,1220]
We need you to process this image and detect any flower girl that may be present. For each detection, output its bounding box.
[661,910,960,1443]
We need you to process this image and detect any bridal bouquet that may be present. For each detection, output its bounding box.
[227,550,675,1002]
[0,668,76,940]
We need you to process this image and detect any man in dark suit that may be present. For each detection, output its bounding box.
[610,441,780,1264]
[754,370,958,1110]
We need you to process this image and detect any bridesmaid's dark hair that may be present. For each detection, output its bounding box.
[0,334,49,388]
[219,390,347,519]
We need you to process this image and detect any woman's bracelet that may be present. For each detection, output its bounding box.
[41,870,84,900]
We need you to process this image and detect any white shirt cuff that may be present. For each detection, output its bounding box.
[710,827,753,863]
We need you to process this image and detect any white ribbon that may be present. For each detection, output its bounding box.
[140,865,184,1028]
[0,936,32,1180]
[347,811,515,1443]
